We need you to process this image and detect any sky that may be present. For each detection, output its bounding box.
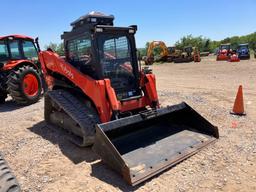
[0,0,255,48]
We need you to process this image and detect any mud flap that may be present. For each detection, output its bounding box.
[93,102,219,186]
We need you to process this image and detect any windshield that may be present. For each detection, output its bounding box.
[98,34,139,100]
[98,35,133,76]
[168,47,175,53]
[184,47,193,52]
[22,40,38,61]
[0,40,9,61]
[220,45,230,50]
[238,45,248,50]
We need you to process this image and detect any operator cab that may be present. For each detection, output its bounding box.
[184,46,193,55]
[168,46,176,53]
[61,12,140,100]
[237,43,249,52]
[0,35,38,68]
[219,44,231,51]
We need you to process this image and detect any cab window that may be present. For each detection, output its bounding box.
[9,40,22,59]
[67,36,92,66]
[0,41,9,61]
[23,41,38,61]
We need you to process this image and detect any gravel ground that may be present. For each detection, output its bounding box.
[0,56,256,191]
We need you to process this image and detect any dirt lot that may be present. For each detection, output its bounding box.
[0,56,256,192]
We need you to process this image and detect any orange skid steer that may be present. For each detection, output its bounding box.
[38,12,219,185]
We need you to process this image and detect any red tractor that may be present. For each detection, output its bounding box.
[216,43,232,61]
[0,35,43,104]
[216,43,240,62]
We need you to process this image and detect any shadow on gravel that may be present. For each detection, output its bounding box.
[29,121,145,190]
[91,161,142,191]
[0,100,24,112]
[28,121,99,164]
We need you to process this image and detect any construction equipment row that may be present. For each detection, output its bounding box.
[143,41,201,65]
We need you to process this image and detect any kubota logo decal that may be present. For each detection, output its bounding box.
[60,63,74,79]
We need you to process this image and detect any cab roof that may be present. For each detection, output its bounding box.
[238,43,249,46]
[0,34,34,41]
[220,43,231,45]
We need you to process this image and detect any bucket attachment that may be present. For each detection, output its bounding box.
[93,102,219,186]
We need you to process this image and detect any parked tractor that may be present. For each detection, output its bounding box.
[216,43,232,61]
[173,46,201,63]
[168,46,183,61]
[0,35,43,104]
[237,43,250,60]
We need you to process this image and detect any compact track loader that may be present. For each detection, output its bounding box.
[38,12,219,186]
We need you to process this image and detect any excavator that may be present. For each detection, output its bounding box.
[143,41,171,65]
[37,12,219,186]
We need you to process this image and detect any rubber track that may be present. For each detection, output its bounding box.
[0,154,20,192]
[47,90,100,146]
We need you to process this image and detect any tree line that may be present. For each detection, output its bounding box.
[45,32,256,56]
[44,42,64,56]
[139,32,256,56]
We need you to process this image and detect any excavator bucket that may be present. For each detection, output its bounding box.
[93,102,219,186]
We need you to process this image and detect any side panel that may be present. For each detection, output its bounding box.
[141,73,159,107]
[39,51,112,123]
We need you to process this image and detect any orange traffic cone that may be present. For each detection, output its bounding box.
[230,85,246,115]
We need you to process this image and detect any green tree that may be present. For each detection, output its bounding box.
[175,32,256,53]
[45,42,64,56]
[175,35,211,52]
